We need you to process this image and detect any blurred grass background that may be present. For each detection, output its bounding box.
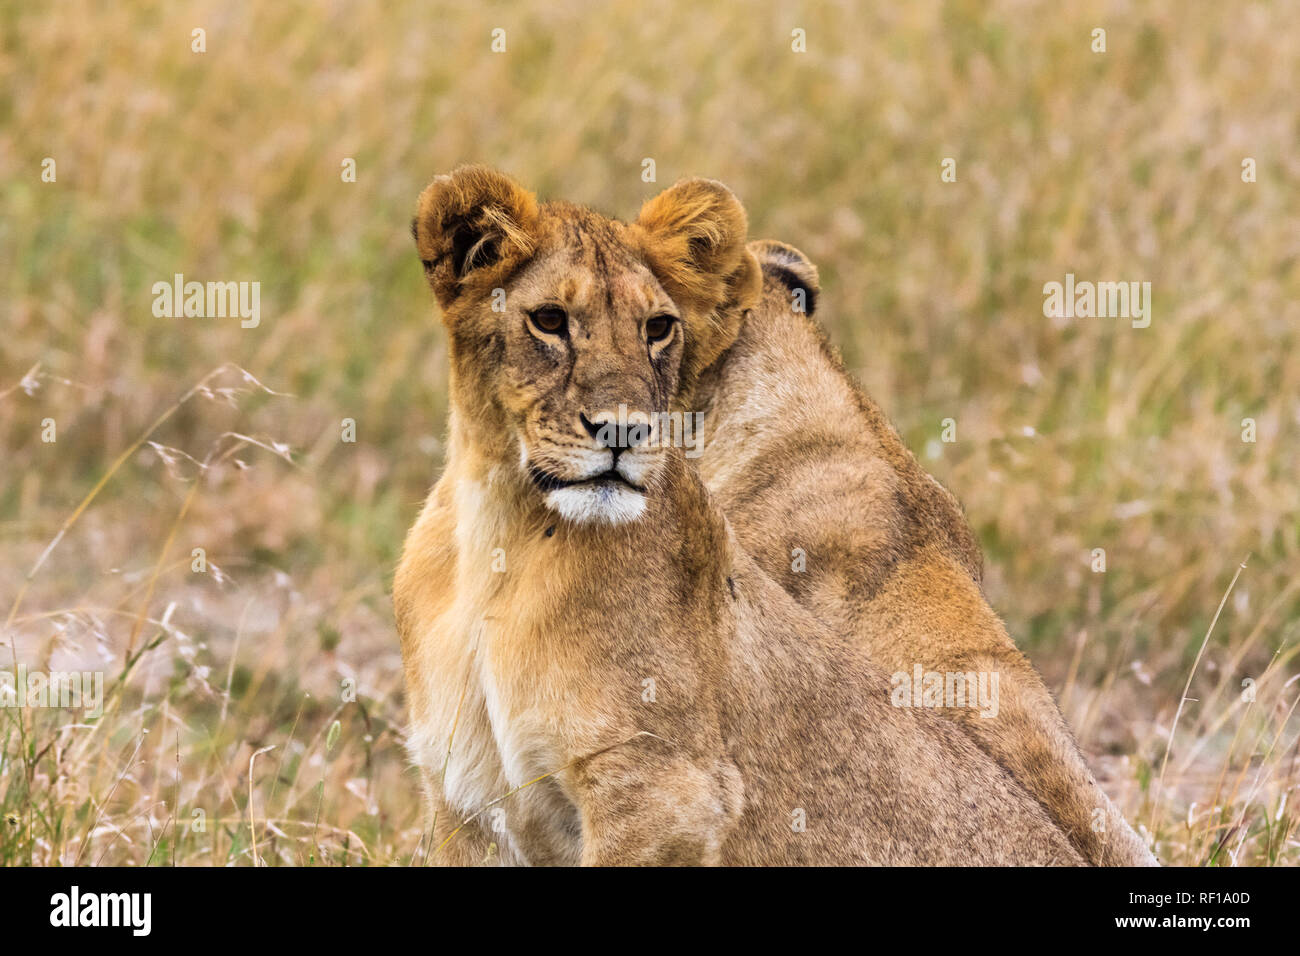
[1,0,1297,864]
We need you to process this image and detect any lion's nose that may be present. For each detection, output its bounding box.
[580,411,651,452]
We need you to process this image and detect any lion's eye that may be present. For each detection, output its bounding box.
[645,315,674,343]
[528,307,568,337]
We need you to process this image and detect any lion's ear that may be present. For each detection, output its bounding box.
[634,178,760,377]
[413,166,540,309]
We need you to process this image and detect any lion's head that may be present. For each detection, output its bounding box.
[413,166,760,525]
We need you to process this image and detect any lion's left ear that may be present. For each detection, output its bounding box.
[634,178,762,378]
[413,165,540,312]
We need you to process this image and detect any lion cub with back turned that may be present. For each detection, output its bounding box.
[394,166,1082,865]
[694,241,1155,866]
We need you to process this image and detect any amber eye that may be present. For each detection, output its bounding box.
[528,307,568,337]
[645,315,674,343]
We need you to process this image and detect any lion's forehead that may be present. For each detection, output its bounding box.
[551,266,661,312]
[523,213,667,316]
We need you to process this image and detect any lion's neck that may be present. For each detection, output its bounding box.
[441,412,547,557]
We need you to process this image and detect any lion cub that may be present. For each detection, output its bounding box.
[394,166,1082,865]
[694,240,1156,866]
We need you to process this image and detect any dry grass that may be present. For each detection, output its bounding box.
[1,0,1297,865]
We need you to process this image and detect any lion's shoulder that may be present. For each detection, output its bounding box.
[704,240,983,587]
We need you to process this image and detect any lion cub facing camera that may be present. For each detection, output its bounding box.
[393,166,1082,865]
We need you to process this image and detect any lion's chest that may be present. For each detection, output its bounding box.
[404,478,589,864]
[415,578,583,866]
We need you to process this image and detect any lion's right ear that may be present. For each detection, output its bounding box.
[634,178,761,382]
[412,166,540,309]
[748,240,819,316]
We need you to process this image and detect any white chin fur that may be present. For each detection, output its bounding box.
[545,483,647,525]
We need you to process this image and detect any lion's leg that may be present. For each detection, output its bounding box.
[948,648,1157,866]
[569,741,743,867]
[862,552,1157,866]
[417,771,500,866]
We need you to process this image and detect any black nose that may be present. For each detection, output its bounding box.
[580,412,604,441]
[580,412,640,451]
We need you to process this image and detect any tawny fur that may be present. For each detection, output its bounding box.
[692,240,1157,867]
[394,166,1084,866]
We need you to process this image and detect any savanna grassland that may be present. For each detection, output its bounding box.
[1,1,1297,866]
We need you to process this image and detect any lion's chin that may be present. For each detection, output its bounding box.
[543,481,647,526]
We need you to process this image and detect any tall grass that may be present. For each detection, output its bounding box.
[1,0,1296,864]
